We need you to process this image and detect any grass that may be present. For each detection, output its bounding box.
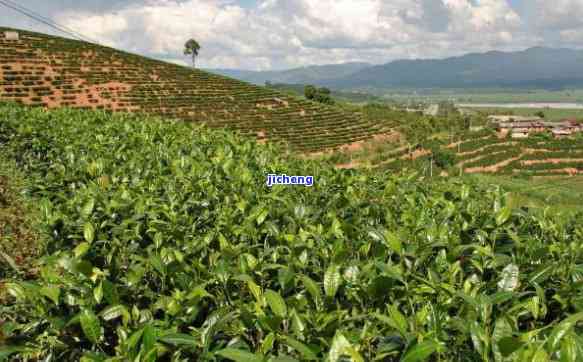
[461,174,583,215]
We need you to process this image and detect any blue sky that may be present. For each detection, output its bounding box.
[238,0,257,8]
[1,1,582,70]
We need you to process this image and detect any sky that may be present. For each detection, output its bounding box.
[2,0,583,71]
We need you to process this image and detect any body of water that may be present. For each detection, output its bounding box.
[457,102,583,109]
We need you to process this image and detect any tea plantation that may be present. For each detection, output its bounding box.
[449,131,583,176]
[1,104,583,361]
[0,27,389,153]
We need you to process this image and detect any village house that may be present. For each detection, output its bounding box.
[511,127,530,139]
[494,119,549,137]
[491,115,583,139]
[552,129,572,139]
[3,31,19,41]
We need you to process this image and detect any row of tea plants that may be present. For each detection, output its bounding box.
[0,104,583,361]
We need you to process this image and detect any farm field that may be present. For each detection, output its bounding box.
[0,27,388,153]
[449,131,583,176]
[376,89,583,104]
[1,104,583,360]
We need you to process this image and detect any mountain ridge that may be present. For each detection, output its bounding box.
[209,47,583,90]
[207,62,371,85]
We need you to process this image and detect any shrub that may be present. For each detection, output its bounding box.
[0,104,583,361]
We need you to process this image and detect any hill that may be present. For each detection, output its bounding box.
[1,103,582,360]
[207,62,370,85]
[323,47,583,90]
[0,27,383,152]
[216,47,583,91]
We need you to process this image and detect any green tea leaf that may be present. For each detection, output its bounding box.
[94,281,103,304]
[547,312,583,351]
[84,222,95,243]
[261,332,276,355]
[80,309,102,344]
[497,337,525,357]
[256,209,269,226]
[100,305,129,323]
[81,198,95,218]
[324,265,341,299]
[40,286,60,305]
[401,341,440,362]
[141,324,158,362]
[159,333,198,346]
[301,275,322,306]
[328,332,363,362]
[216,348,265,362]
[280,335,318,360]
[264,289,287,318]
[74,242,91,258]
[496,207,512,226]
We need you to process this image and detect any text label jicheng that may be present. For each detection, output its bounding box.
[266,174,314,187]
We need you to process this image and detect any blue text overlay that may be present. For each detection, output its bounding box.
[266,174,314,187]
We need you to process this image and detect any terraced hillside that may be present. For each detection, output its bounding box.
[0,27,386,152]
[319,124,583,177]
[450,131,583,176]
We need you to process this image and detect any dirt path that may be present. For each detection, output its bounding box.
[464,153,526,173]
[337,131,401,153]
[521,158,583,166]
[335,160,361,169]
[301,131,401,159]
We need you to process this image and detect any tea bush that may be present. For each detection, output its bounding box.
[1,104,583,361]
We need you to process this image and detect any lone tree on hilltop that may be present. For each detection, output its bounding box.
[184,39,201,68]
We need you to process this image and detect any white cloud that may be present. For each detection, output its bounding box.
[46,0,577,70]
[532,0,583,30]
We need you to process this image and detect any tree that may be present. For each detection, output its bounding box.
[184,39,201,68]
[535,110,545,119]
[304,85,334,105]
[304,85,317,100]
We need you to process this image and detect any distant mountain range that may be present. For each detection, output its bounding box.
[206,62,370,86]
[208,47,583,90]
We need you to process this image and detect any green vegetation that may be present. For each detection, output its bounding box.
[265,83,382,103]
[2,104,583,360]
[0,158,39,279]
[463,175,583,215]
[304,85,334,105]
